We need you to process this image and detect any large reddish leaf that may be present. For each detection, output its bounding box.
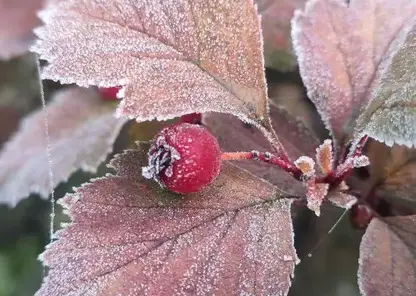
[256,0,306,71]
[37,148,298,296]
[292,0,416,147]
[0,0,44,60]
[355,23,416,148]
[203,102,320,196]
[33,0,271,128]
[358,215,416,296]
[0,87,127,206]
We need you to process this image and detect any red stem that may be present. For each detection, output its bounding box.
[221,151,303,180]
[351,135,369,158]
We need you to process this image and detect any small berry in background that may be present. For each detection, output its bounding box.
[98,86,121,101]
[142,123,221,194]
[180,113,202,125]
[349,204,373,229]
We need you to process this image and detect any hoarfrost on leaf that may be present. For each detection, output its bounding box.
[305,181,328,216]
[292,0,416,148]
[355,23,416,148]
[358,215,416,296]
[316,139,333,174]
[37,148,298,296]
[33,0,272,128]
[0,87,127,207]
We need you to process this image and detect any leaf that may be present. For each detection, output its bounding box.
[37,148,298,296]
[33,0,271,127]
[355,23,416,148]
[305,181,328,216]
[203,103,320,196]
[0,0,44,60]
[358,215,416,296]
[0,87,128,207]
[255,0,306,71]
[327,190,357,209]
[292,0,416,147]
[366,140,416,204]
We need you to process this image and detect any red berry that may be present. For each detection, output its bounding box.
[142,123,221,194]
[180,113,202,125]
[98,87,121,101]
[349,204,373,229]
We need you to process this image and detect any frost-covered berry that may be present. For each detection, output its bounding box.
[180,113,202,125]
[142,123,221,194]
[98,87,121,101]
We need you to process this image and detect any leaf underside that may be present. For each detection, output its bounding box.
[34,0,271,126]
[37,148,298,296]
[0,87,127,207]
[255,0,307,71]
[204,102,320,196]
[0,0,44,60]
[356,23,416,148]
[358,215,416,296]
[292,0,416,147]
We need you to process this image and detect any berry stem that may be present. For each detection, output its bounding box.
[221,151,303,179]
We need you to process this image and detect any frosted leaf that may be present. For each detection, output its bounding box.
[355,23,416,148]
[294,156,315,179]
[37,149,298,296]
[33,0,271,126]
[204,103,320,195]
[292,0,416,147]
[327,189,357,209]
[316,139,333,174]
[0,87,128,207]
[305,181,328,216]
[255,0,306,71]
[358,215,416,296]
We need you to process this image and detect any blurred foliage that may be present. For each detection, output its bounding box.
[0,55,364,296]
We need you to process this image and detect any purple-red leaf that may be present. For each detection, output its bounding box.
[33,0,271,127]
[292,0,416,147]
[0,0,44,60]
[366,140,416,204]
[37,149,298,296]
[355,23,416,148]
[204,103,320,196]
[0,87,127,206]
[256,0,306,71]
[358,215,416,296]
